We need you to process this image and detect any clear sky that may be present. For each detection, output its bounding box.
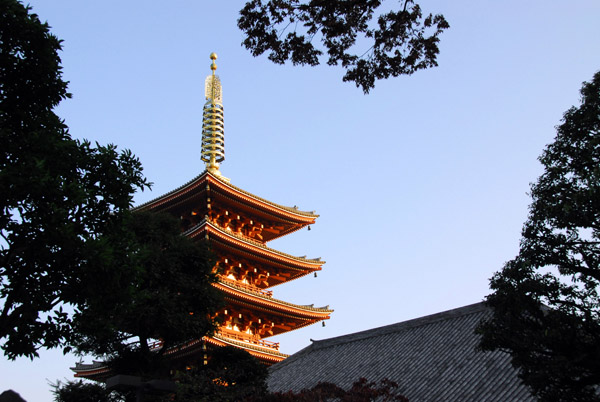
[2,1,600,401]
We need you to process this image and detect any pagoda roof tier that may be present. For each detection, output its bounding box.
[72,333,288,380]
[186,219,324,271]
[207,334,288,364]
[216,280,332,319]
[135,172,318,242]
[224,297,329,339]
[72,361,111,381]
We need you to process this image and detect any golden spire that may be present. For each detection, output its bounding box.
[201,52,228,181]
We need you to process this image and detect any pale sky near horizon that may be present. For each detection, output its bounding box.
[2,1,600,401]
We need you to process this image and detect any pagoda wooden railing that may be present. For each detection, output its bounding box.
[218,276,273,297]
[146,332,280,352]
[218,329,280,351]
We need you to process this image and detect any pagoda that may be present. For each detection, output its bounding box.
[72,54,331,379]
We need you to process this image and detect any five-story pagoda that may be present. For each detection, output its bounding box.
[73,54,331,378]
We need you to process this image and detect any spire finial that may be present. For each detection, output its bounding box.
[210,52,218,72]
[201,52,228,181]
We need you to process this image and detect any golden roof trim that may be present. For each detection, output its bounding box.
[134,171,318,218]
[216,280,333,314]
[185,219,325,266]
[208,334,289,359]
[209,173,318,217]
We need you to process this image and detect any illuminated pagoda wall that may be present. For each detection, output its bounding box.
[74,54,331,377]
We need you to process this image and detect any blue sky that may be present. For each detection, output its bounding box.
[2,1,600,400]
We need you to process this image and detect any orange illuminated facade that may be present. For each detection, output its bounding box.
[136,171,331,365]
[72,54,330,379]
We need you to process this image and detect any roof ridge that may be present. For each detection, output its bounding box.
[315,302,486,347]
[134,171,319,217]
[272,302,488,371]
[134,172,207,211]
[218,281,334,313]
[185,219,325,265]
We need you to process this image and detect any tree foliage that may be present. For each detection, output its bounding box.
[478,71,600,401]
[173,346,269,402]
[51,380,122,402]
[0,0,150,359]
[70,211,223,379]
[238,0,449,93]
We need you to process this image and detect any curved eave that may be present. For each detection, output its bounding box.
[214,244,321,290]
[134,172,209,212]
[224,297,330,339]
[185,220,325,270]
[207,334,288,362]
[216,281,333,318]
[134,171,318,223]
[206,173,318,220]
[72,363,111,381]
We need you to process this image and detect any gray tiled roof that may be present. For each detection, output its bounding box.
[267,302,534,402]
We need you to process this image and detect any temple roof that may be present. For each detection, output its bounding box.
[209,334,289,360]
[217,280,332,317]
[267,302,534,401]
[135,171,318,219]
[185,219,324,268]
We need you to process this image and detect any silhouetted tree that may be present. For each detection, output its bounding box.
[478,71,600,401]
[71,212,223,379]
[0,390,26,402]
[0,0,150,359]
[238,0,449,93]
[172,346,268,402]
[51,380,122,402]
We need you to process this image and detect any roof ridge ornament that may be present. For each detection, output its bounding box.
[201,52,229,182]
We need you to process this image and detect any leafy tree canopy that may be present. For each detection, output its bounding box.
[51,380,122,402]
[478,71,600,401]
[0,0,150,359]
[238,0,449,93]
[71,211,223,379]
[173,346,269,402]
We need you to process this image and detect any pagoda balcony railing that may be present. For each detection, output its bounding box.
[218,276,273,297]
[146,332,280,353]
[218,329,280,351]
